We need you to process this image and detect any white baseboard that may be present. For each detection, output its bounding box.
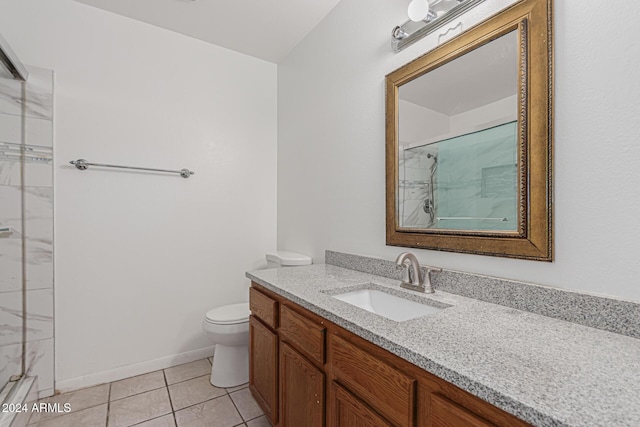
[55,346,215,393]
[37,387,54,400]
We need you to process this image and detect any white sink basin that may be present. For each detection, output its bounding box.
[332,288,446,322]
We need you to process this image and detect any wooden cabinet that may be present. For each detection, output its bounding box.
[250,287,278,329]
[279,303,327,427]
[249,316,279,425]
[249,283,531,427]
[430,394,495,427]
[248,285,280,425]
[330,382,392,427]
[280,342,324,427]
[280,304,326,365]
[416,378,530,427]
[330,335,415,427]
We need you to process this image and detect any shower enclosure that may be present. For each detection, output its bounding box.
[398,121,518,231]
[1,32,55,422]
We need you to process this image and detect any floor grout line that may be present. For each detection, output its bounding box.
[164,359,214,386]
[226,382,250,395]
[162,369,179,426]
[105,382,112,427]
[109,384,167,403]
[227,391,246,422]
[108,369,212,404]
[108,386,173,427]
[27,384,112,425]
[128,412,173,427]
[165,373,212,388]
[170,392,246,418]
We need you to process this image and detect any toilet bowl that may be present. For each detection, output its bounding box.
[202,302,250,388]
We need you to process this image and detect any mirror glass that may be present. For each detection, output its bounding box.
[397,31,519,232]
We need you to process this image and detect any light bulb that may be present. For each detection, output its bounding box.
[408,0,431,22]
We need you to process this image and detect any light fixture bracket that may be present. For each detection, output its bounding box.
[392,0,486,52]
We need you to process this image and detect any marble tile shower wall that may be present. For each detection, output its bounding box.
[398,146,435,228]
[435,122,517,231]
[0,66,54,399]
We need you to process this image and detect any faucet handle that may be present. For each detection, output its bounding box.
[397,260,411,284]
[420,266,442,294]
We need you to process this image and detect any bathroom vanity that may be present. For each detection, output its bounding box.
[249,283,528,427]
[246,260,640,427]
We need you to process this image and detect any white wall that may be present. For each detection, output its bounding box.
[401,95,517,149]
[398,100,449,145]
[278,0,640,301]
[449,95,517,135]
[0,0,277,386]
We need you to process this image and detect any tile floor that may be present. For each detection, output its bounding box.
[20,358,270,427]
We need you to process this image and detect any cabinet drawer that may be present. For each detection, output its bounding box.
[250,287,278,329]
[330,335,415,427]
[431,393,495,427]
[280,304,326,365]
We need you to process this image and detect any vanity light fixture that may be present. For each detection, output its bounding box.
[392,0,485,52]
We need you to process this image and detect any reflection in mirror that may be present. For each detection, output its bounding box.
[397,31,519,231]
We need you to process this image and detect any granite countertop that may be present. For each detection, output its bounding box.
[246,264,640,427]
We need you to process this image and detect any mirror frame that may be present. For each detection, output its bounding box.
[386,0,553,261]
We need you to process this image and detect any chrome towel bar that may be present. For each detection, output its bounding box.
[69,159,194,178]
[437,217,508,221]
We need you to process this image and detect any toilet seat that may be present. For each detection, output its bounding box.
[205,302,250,325]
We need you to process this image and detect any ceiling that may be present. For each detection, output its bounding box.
[73,0,343,63]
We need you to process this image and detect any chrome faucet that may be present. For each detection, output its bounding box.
[395,252,440,293]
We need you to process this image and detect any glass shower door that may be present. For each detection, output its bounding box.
[0,73,26,399]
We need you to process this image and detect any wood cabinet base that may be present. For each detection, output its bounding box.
[249,283,530,427]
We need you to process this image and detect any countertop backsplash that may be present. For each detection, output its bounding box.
[325,250,640,339]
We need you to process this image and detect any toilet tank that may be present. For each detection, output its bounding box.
[266,251,312,268]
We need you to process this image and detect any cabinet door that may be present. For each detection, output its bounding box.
[249,316,278,425]
[331,382,392,427]
[280,342,324,427]
[430,393,495,427]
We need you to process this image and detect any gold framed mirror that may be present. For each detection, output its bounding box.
[386,0,552,261]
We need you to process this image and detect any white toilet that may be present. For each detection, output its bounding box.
[202,251,312,387]
[202,302,251,387]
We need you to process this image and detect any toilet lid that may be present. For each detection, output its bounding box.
[205,302,250,325]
